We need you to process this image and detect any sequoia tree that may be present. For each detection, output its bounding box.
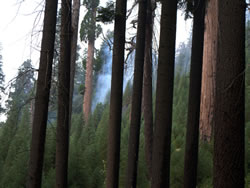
[80,0,102,122]
[126,0,148,186]
[55,0,71,187]
[69,0,81,125]
[151,0,177,187]
[199,0,217,142]
[213,0,245,187]
[27,1,58,187]
[106,0,127,186]
[183,0,205,187]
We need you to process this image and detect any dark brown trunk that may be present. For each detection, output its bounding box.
[83,10,96,122]
[199,0,217,142]
[69,0,80,126]
[213,0,245,187]
[143,0,154,180]
[106,0,127,187]
[55,0,71,187]
[125,0,148,186]
[183,0,205,187]
[151,0,177,187]
[27,1,58,187]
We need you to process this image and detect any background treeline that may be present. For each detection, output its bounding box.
[0,0,249,187]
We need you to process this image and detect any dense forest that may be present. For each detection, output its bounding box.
[0,0,249,187]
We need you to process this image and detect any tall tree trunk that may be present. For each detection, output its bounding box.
[213,0,245,187]
[126,0,148,187]
[151,0,177,187]
[199,0,217,142]
[106,0,127,187]
[183,0,205,187]
[55,0,71,187]
[69,0,80,126]
[83,10,96,122]
[27,1,58,187]
[143,0,154,180]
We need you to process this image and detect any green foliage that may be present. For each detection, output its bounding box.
[96,1,115,24]
[80,0,102,42]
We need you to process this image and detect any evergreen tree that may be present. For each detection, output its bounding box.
[106,0,127,186]
[183,0,206,187]
[27,0,58,187]
[213,0,245,187]
[142,0,155,180]
[55,0,71,186]
[80,0,102,122]
[151,0,177,187]
[126,0,148,186]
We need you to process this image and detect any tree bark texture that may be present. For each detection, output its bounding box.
[69,0,80,126]
[199,0,217,142]
[183,0,205,187]
[83,10,96,122]
[27,1,58,187]
[151,0,177,187]
[106,0,127,187]
[125,0,148,187]
[143,0,154,180]
[56,0,71,187]
[213,0,245,187]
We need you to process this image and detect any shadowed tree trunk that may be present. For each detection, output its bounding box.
[106,0,127,187]
[199,0,217,142]
[183,0,205,187]
[143,0,154,180]
[151,0,177,187]
[125,0,148,186]
[213,0,245,187]
[69,0,80,126]
[27,1,58,187]
[55,0,71,187]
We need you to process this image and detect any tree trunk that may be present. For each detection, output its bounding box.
[143,0,154,180]
[83,10,96,122]
[183,0,205,187]
[69,0,80,126]
[213,0,245,187]
[106,0,127,187]
[199,0,217,142]
[125,0,148,187]
[151,0,177,187]
[27,1,58,187]
[55,0,71,187]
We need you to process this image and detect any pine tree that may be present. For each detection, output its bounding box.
[213,0,245,187]
[106,0,127,186]
[27,0,58,187]
[151,0,177,187]
[55,0,71,186]
[126,0,148,186]
[142,0,155,180]
[183,0,206,187]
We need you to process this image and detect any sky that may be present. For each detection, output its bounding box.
[0,0,191,85]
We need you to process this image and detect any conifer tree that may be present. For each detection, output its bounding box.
[106,0,127,186]
[55,0,71,187]
[213,0,245,187]
[183,0,205,187]
[126,0,148,186]
[80,0,102,122]
[27,0,58,187]
[151,0,177,187]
